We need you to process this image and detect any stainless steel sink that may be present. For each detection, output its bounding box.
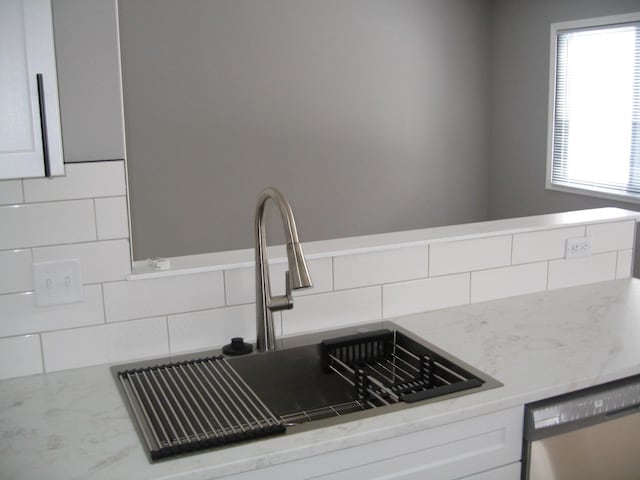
[113,321,501,461]
[228,341,359,424]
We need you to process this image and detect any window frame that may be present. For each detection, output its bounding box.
[545,11,640,203]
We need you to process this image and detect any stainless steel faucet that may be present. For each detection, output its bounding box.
[254,187,313,352]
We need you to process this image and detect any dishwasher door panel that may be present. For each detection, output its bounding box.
[529,411,640,480]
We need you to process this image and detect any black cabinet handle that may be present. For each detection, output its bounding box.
[36,73,51,177]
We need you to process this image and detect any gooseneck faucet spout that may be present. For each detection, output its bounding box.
[255,187,312,352]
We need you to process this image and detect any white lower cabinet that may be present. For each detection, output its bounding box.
[461,463,521,480]
[229,406,524,480]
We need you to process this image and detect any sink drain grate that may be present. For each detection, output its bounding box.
[117,356,285,460]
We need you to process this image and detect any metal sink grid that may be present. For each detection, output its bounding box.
[116,356,285,460]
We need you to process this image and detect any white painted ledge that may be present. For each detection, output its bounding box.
[128,207,640,281]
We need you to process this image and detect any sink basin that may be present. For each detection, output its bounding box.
[228,342,359,424]
[112,321,501,461]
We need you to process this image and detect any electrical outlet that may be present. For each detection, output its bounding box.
[565,236,592,259]
[33,259,83,306]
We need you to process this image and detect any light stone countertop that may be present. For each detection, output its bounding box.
[2,278,640,479]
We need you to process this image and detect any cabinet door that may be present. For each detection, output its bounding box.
[0,0,64,179]
[226,406,524,480]
[460,463,521,480]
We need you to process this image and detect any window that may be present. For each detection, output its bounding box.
[547,13,640,202]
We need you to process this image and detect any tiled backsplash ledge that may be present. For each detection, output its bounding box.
[1,160,639,379]
[130,206,639,279]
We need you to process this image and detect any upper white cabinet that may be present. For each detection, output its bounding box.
[0,0,64,179]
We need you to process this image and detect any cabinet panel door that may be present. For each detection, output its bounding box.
[226,406,524,480]
[313,407,523,480]
[0,0,63,179]
[458,462,521,480]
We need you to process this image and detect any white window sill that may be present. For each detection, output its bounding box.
[546,182,640,205]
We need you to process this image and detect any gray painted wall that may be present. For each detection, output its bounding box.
[51,0,640,265]
[488,0,640,219]
[119,0,491,260]
[52,0,125,162]
[489,0,640,274]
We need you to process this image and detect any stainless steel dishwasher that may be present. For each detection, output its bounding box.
[522,375,640,480]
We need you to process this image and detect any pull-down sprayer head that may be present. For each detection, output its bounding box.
[286,241,312,290]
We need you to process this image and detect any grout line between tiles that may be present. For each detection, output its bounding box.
[510,234,514,265]
[331,256,335,292]
[2,195,126,208]
[38,333,46,374]
[425,244,430,279]
[545,260,551,290]
[0,237,130,255]
[92,198,100,240]
[100,284,107,324]
[165,303,252,321]
[0,288,35,297]
[222,270,228,306]
[165,316,171,353]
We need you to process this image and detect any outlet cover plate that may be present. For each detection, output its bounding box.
[33,259,83,306]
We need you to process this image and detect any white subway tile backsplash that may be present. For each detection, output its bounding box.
[95,196,129,240]
[512,226,585,264]
[0,180,23,205]
[225,258,333,306]
[383,273,469,318]
[587,221,636,253]
[429,236,511,276]
[0,249,33,294]
[0,285,105,337]
[0,335,43,379]
[471,262,547,303]
[548,252,617,290]
[616,250,633,279]
[0,200,96,250]
[23,161,126,202]
[282,287,381,336]
[169,304,256,353]
[42,316,168,372]
[223,267,254,306]
[103,271,225,322]
[0,154,636,382]
[333,246,427,290]
[33,239,131,284]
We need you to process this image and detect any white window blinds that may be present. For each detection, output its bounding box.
[548,15,640,202]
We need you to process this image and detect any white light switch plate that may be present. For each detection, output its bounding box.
[565,236,592,259]
[33,259,83,306]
